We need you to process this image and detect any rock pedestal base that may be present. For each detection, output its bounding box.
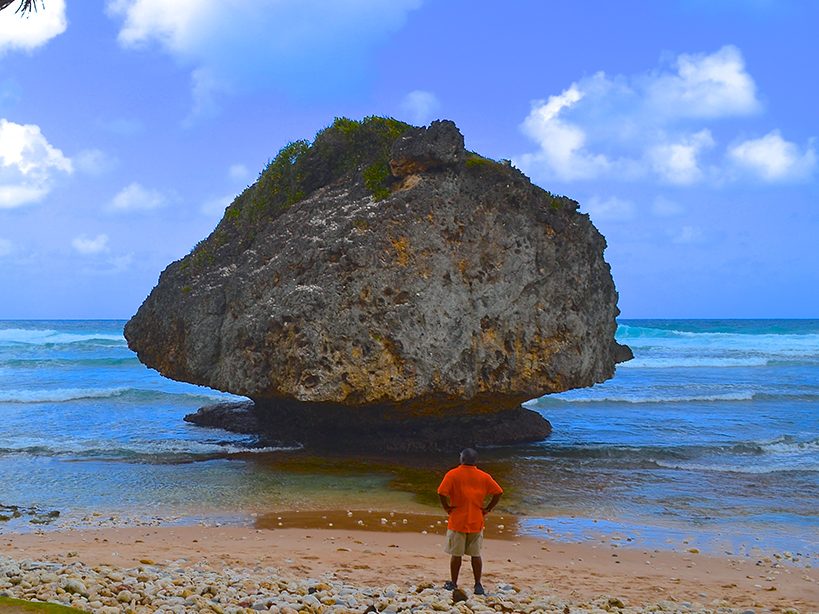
[184,400,551,453]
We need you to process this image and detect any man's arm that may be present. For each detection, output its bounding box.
[439,493,453,514]
[482,493,501,515]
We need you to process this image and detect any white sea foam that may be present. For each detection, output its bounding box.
[617,325,819,359]
[654,459,819,474]
[0,387,238,404]
[0,441,299,458]
[0,328,124,345]
[0,387,130,403]
[653,437,819,473]
[618,323,819,338]
[614,325,819,368]
[620,357,770,369]
[546,391,756,404]
[758,437,819,455]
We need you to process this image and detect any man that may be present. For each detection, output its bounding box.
[437,447,503,596]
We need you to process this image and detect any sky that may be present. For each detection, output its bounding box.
[0,0,817,319]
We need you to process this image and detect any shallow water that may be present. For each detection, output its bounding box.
[0,319,817,556]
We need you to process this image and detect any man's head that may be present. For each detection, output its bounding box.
[459,448,478,465]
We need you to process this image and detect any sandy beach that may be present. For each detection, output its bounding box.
[1,511,816,613]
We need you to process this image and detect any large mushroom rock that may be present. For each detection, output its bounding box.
[125,117,631,451]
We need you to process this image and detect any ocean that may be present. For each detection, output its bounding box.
[1,319,817,556]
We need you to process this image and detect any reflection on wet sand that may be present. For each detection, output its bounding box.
[237,449,527,513]
[254,509,519,539]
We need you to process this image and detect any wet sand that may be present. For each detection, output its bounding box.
[3,511,817,612]
[253,509,521,539]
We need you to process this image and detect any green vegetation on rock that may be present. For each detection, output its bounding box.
[180,116,413,271]
[545,191,577,211]
[0,596,88,613]
[464,153,498,169]
[223,115,412,225]
[253,139,309,213]
[362,161,392,201]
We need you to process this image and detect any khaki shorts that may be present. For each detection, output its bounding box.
[444,529,483,557]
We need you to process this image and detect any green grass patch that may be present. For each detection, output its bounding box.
[0,596,88,613]
[182,115,415,274]
[363,161,391,201]
[228,115,412,223]
[465,153,497,169]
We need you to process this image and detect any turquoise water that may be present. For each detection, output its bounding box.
[0,319,817,555]
[521,319,819,554]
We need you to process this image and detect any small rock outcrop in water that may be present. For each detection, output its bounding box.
[0,503,60,525]
[125,117,631,451]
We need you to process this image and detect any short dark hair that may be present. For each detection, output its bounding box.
[460,448,478,465]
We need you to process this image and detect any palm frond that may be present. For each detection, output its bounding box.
[0,1,43,14]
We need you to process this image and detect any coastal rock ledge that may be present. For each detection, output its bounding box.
[125,117,631,452]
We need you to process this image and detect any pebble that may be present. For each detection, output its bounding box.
[0,553,798,614]
[62,577,87,595]
[117,589,134,602]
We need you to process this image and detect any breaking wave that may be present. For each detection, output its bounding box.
[0,442,299,462]
[0,328,125,346]
[620,357,772,369]
[537,437,819,473]
[536,391,819,405]
[0,387,230,404]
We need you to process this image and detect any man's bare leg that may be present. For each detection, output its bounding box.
[450,556,462,584]
[471,556,482,585]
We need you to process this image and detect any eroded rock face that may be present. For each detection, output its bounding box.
[389,121,465,177]
[125,117,630,449]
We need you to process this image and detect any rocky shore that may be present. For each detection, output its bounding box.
[2,526,815,614]
[0,556,619,614]
[0,504,60,526]
[0,553,808,614]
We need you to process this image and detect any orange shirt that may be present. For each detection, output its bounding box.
[437,464,503,533]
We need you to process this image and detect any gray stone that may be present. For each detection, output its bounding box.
[390,119,465,176]
[62,578,86,595]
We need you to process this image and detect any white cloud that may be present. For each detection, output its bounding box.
[583,196,635,221]
[519,85,614,181]
[0,118,72,208]
[183,67,230,126]
[400,90,441,125]
[107,253,134,273]
[228,163,249,182]
[645,46,760,119]
[0,0,67,54]
[672,225,705,244]
[107,0,422,112]
[517,46,766,185]
[72,234,110,255]
[0,184,47,207]
[109,182,167,211]
[108,0,210,51]
[80,252,134,275]
[728,130,816,182]
[652,196,684,217]
[0,238,12,257]
[74,149,117,175]
[648,130,715,185]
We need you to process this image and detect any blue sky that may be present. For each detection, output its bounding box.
[0,0,817,318]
